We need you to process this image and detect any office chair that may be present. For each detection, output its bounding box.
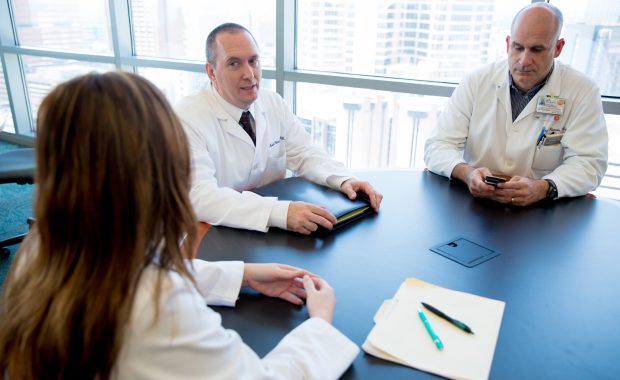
[0,148,35,259]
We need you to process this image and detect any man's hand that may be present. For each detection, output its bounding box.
[494,176,549,206]
[340,180,383,212]
[451,163,549,206]
[287,201,337,235]
[452,164,496,198]
[242,263,312,305]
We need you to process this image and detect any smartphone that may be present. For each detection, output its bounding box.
[484,175,507,186]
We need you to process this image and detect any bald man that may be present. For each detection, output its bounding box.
[424,3,608,206]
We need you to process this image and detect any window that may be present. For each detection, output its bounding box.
[1,0,619,201]
[21,56,113,130]
[296,83,447,170]
[594,114,620,199]
[0,65,13,134]
[130,0,276,67]
[552,0,620,97]
[297,0,530,82]
[14,0,112,54]
[137,67,207,106]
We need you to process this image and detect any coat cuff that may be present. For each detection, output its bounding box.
[268,200,291,230]
[264,317,359,379]
[326,175,354,190]
[191,260,244,306]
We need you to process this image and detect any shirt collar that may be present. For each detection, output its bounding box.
[509,62,555,97]
[210,83,256,122]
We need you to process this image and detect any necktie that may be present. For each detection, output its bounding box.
[239,111,256,145]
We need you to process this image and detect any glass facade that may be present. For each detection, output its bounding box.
[296,82,447,169]
[1,0,619,199]
[137,67,207,106]
[553,0,620,97]
[22,56,113,129]
[130,0,276,67]
[0,64,13,134]
[297,0,529,82]
[14,0,113,54]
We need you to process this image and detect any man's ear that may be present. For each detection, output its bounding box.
[554,38,565,58]
[205,63,216,82]
[505,35,510,53]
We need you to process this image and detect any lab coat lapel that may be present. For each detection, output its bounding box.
[223,117,255,148]
[514,100,537,125]
[495,73,510,123]
[539,64,562,100]
[205,86,256,148]
[489,61,512,127]
[253,98,269,149]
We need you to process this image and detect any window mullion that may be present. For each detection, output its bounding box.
[277,0,296,110]
[109,0,134,72]
[1,0,33,138]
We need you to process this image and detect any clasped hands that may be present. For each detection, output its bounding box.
[464,166,549,206]
[286,179,383,235]
[242,263,335,323]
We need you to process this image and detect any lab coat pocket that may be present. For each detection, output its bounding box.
[265,138,286,175]
[267,137,286,158]
[532,144,563,171]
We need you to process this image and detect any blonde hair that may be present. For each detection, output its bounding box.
[0,72,197,379]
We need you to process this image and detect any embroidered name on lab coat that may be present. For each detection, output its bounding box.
[269,136,285,148]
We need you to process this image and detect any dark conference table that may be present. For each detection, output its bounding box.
[196,170,620,379]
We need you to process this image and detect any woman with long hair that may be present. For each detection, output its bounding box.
[0,72,358,379]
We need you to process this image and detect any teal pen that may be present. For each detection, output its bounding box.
[418,308,444,350]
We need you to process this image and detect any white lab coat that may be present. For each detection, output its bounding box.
[176,85,352,232]
[424,60,608,198]
[115,260,359,379]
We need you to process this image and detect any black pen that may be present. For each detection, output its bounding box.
[421,302,474,334]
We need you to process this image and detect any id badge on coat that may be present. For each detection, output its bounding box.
[536,95,565,115]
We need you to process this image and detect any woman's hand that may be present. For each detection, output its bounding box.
[303,275,336,324]
[242,263,310,305]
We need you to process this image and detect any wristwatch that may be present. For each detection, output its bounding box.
[544,179,558,200]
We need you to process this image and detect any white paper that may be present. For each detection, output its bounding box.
[363,277,505,380]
